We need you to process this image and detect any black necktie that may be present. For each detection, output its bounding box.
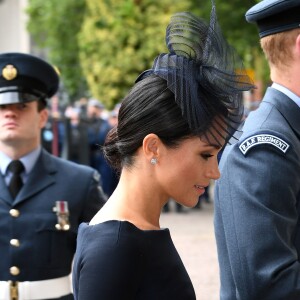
[8,160,24,198]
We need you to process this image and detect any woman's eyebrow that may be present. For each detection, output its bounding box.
[201,143,222,150]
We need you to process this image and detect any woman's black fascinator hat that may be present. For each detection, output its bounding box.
[136,0,254,145]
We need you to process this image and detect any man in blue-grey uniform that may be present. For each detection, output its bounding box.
[0,53,106,299]
[214,1,300,299]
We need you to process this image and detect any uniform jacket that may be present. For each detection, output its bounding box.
[214,87,300,299]
[0,149,106,282]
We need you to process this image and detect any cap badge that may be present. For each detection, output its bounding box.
[2,64,18,80]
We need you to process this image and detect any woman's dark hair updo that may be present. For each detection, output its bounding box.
[103,75,191,171]
[104,1,254,171]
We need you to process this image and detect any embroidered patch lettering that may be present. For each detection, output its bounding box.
[239,134,290,155]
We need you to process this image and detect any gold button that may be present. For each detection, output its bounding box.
[10,266,20,276]
[10,239,20,247]
[9,209,20,218]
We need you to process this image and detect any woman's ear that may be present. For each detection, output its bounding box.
[142,133,160,161]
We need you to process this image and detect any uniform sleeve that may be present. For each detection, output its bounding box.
[75,232,145,300]
[215,142,300,299]
[80,170,107,222]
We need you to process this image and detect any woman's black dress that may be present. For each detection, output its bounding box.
[73,220,196,299]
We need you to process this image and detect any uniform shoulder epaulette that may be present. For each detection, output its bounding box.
[238,132,290,156]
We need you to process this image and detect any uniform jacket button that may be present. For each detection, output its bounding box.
[10,266,20,276]
[9,209,20,217]
[10,239,20,247]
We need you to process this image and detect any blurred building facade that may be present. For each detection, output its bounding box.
[0,0,30,53]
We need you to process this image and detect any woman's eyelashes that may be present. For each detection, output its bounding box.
[201,153,214,161]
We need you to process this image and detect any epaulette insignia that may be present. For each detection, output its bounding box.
[239,134,290,155]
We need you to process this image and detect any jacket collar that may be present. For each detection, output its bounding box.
[263,87,300,139]
[1,150,57,206]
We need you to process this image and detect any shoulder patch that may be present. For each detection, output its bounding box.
[239,134,290,155]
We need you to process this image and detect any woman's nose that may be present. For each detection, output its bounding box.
[206,160,221,180]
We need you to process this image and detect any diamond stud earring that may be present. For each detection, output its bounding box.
[150,158,157,165]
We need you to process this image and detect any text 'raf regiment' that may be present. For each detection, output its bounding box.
[239,134,290,155]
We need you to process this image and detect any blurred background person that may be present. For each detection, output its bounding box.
[85,98,118,197]
[62,105,90,165]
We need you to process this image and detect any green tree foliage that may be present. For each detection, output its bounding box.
[215,0,269,83]
[26,0,268,106]
[193,0,260,54]
[191,0,269,83]
[26,0,88,101]
[79,0,191,108]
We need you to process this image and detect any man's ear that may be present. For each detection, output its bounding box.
[295,34,300,58]
[39,108,49,129]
